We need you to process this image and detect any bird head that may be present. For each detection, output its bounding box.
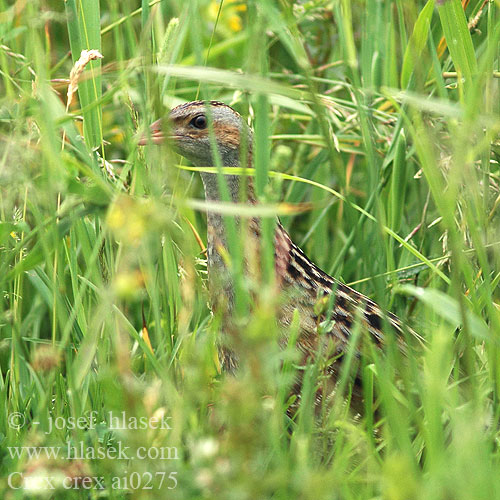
[139,100,252,168]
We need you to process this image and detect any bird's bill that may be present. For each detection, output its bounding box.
[137,118,168,145]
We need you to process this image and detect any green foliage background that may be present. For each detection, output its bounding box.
[0,0,499,498]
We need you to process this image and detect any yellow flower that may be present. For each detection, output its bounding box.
[114,270,145,299]
[208,0,245,32]
[106,195,149,246]
[106,201,126,230]
[228,14,242,32]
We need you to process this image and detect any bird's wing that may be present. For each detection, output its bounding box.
[274,222,424,351]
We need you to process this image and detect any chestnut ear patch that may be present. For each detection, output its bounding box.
[217,124,240,149]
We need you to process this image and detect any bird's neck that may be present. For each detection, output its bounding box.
[199,168,257,245]
[200,171,247,203]
[196,151,259,289]
[197,147,255,204]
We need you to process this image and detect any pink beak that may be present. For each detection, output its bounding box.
[137,118,167,145]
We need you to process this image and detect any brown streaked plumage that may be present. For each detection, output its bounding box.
[140,100,421,408]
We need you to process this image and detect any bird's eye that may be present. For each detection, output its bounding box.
[190,115,207,129]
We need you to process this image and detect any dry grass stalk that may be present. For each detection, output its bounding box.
[66,49,103,110]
